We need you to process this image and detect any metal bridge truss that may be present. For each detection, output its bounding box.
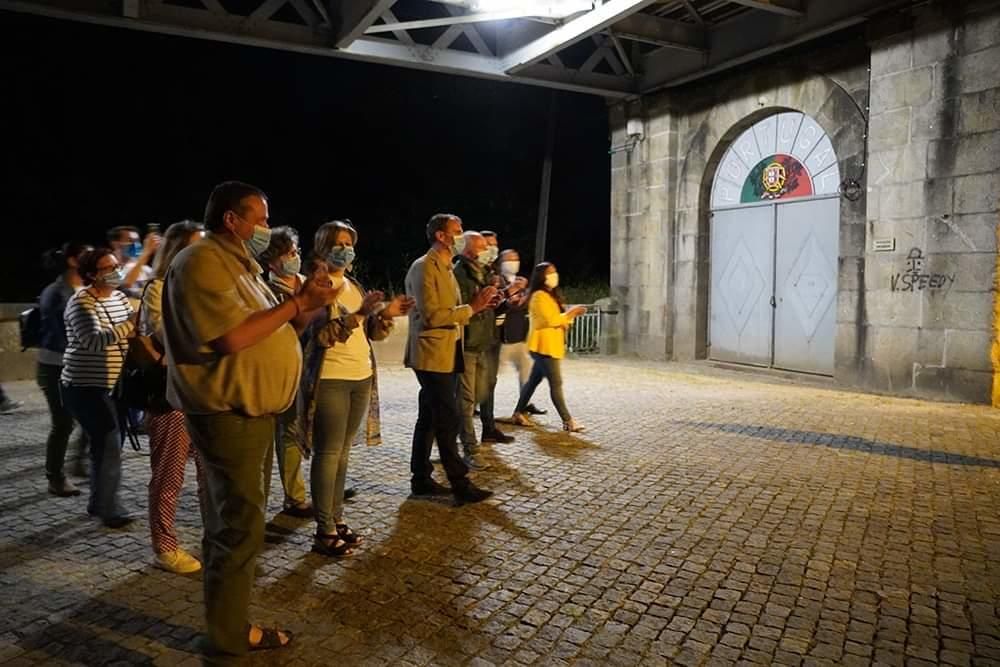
[1,0,914,98]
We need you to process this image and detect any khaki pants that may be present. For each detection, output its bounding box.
[185,412,274,665]
[264,404,307,507]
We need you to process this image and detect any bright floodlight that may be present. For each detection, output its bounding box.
[462,0,593,19]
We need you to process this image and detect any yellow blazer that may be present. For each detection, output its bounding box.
[526,290,574,360]
[404,249,472,373]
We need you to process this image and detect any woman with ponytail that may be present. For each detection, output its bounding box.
[37,241,91,496]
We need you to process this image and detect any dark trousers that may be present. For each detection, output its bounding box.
[38,363,84,481]
[410,370,469,487]
[186,412,274,665]
[515,352,573,422]
[61,384,125,519]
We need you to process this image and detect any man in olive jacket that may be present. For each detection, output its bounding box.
[404,214,496,505]
[453,231,503,466]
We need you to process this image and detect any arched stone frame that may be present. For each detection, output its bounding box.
[670,65,868,381]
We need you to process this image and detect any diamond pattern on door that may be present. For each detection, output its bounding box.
[783,230,835,339]
[719,238,767,334]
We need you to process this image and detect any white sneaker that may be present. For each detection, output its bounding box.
[563,419,585,433]
[512,412,535,427]
[155,549,202,574]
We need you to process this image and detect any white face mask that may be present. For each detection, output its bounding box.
[544,272,559,289]
[500,260,520,277]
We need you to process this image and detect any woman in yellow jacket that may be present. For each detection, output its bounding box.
[511,262,587,432]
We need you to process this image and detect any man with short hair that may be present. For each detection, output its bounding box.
[162,181,339,663]
[495,248,543,414]
[107,225,159,298]
[405,214,497,505]
[453,231,511,465]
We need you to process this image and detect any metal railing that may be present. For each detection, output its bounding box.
[566,305,602,354]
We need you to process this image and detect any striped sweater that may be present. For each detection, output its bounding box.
[61,289,135,389]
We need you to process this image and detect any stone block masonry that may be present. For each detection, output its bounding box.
[608,1,1000,404]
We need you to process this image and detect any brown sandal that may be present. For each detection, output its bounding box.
[336,523,363,546]
[248,625,293,651]
[312,532,354,557]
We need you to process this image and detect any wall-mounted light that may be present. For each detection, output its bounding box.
[626,118,644,140]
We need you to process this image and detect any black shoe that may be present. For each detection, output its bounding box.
[102,515,133,529]
[525,403,547,415]
[453,483,493,506]
[344,487,357,500]
[281,501,314,518]
[481,429,514,444]
[411,479,451,496]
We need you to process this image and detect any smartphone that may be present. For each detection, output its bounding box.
[148,223,160,235]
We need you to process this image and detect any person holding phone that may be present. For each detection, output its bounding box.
[60,247,137,528]
[510,262,587,433]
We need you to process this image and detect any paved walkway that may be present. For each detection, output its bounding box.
[0,359,999,666]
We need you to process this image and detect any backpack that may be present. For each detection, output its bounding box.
[18,305,42,351]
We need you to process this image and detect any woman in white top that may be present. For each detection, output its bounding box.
[140,220,205,573]
[61,247,136,528]
[298,220,413,557]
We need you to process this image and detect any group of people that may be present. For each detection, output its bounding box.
[22,181,587,663]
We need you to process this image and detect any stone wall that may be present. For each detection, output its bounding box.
[609,1,1000,404]
[0,304,36,383]
[863,2,1000,402]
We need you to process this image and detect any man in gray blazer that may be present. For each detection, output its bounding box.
[405,213,497,504]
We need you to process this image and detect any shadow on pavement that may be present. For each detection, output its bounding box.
[674,420,1000,467]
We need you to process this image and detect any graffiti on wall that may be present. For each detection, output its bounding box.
[890,248,956,292]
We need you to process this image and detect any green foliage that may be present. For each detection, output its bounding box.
[561,280,609,306]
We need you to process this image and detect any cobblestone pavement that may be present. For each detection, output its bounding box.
[1,358,999,666]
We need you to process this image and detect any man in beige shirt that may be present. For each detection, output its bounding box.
[163,181,338,664]
[405,213,497,504]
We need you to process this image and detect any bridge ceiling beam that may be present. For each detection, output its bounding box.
[332,0,396,47]
[502,0,659,73]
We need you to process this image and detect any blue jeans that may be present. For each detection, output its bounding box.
[311,377,371,535]
[61,384,126,519]
[515,353,572,422]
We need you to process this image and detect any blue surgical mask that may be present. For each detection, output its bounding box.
[100,267,125,288]
[327,245,356,269]
[126,241,142,260]
[243,225,272,258]
[278,255,301,277]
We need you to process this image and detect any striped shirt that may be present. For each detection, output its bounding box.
[61,289,135,389]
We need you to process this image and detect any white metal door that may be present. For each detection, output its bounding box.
[709,206,774,366]
[773,198,839,374]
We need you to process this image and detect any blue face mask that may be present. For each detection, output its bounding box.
[327,245,356,269]
[278,255,301,277]
[125,241,142,260]
[243,225,272,258]
[100,267,125,288]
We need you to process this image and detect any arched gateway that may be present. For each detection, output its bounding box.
[708,111,841,375]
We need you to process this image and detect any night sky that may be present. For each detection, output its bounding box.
[0,11,611,302]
